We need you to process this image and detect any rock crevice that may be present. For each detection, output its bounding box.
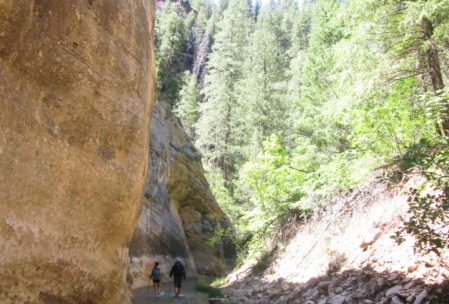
[129,102,236,289]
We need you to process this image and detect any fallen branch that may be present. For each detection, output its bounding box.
[288,165,312,173]
[372,161,399,171]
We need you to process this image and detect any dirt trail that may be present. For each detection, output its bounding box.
[132,280,209,304]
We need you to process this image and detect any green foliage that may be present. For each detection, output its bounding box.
[192,0,215,52]
[392,138,449,255]
[175,72,200,137]
[206,227,236,248]
[204,166,235,215]
[251,255,270,274]
[155,1,187,104]
[211,276,227,287]
[242,135,301,211]
[144,192,158,204]
[352,79,437,157]
[195,0,253,181]
[309,0,345,49]
[250,247,279,275]
[394,185,449,255]
[295,0,350,154]
[155,0,449,264]
[195,278,222,297]
[341,0,449,256]
[237,135,310,255]
[314,152,374,195]
[238,7,291,154]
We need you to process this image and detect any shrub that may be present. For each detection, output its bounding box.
[392,138,449,255]
[195,278,222,298]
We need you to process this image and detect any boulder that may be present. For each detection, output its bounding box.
[0,0,156,303]
[329,295,346,304]
[391,296,405,304]
[386,285,403,298]
[413,290,428,304]
[317,281,331,295]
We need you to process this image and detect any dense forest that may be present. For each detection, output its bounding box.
[155,0,449,261]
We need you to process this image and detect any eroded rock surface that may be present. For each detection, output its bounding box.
[0,1,155,303]
[129,102,236,289]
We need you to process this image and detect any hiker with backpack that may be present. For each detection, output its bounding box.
[150,261,162,296]
[169,258,186,296]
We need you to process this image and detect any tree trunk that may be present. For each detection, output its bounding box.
[418,51,428,93]
[422,16,449,136]
[222,104,232,186]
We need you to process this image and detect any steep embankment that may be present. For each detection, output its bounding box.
[0,1,155,303]
[223,177,449,304]
[129,102,236,289]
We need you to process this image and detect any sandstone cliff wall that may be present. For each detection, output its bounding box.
[0,1,155,303]
[129,102,236,289]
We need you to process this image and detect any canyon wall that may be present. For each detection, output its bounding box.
[0,1,155,303]
[129,102,236,289]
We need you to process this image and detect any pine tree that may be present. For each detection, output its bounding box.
[286,0,313,104]
[191,0,214,54]
[291,0,312,52]
[253,0,262,21]
[195,0,253,184]
[278,0,300,51]
[370,0,449,135]
[175,72,200,138]
[155,1,186,104]
[296,0,348,153]
[238,6,291,156]
[217,0,230,18]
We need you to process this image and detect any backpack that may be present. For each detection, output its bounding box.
[173,261,184,277]
[152,267,161,281]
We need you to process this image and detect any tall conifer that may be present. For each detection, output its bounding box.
[175,72,200,138]
[238,7,291,156]
[155,1,187,104]
[195,0,252,183]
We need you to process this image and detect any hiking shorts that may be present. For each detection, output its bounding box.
[174,276,182,288]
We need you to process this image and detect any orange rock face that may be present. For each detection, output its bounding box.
[0,1,155,303]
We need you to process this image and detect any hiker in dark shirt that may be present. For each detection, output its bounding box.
[169,258,186,296]
[150,261,162,296]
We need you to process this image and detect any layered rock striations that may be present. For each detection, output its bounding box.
[0,1,155,303]
[129,102,235,289]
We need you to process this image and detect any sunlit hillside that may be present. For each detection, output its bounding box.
[221,176,449,303]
